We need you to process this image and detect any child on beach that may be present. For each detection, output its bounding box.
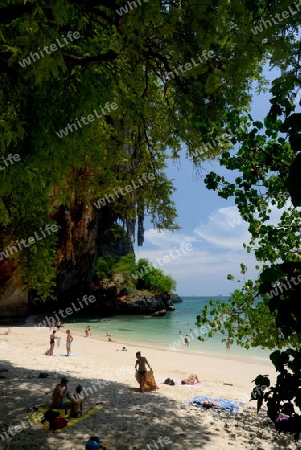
[66,330,73,356]
[85,325,91,337]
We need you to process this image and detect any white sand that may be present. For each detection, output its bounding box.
[0,318,300,450]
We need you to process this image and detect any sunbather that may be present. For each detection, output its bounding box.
[181,373,200,385]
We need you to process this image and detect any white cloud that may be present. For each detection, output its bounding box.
[141,228,197,248]
[193,206,251,250]
[135,206,259,295]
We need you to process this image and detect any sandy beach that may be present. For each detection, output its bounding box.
[0,318,300,450]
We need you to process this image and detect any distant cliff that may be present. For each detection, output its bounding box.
[90,284,181,315]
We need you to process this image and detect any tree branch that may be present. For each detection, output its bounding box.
[63,50,118,66]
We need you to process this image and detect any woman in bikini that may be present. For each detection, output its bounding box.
[135,351,152,393]
[49,330,58,356]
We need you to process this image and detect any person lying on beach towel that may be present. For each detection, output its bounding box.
[187,395,244,413]
[181,373,200,385]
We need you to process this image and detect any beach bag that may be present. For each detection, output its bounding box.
[45,349,50,355]
[164,378,171,384]
[38,372,49,378]
[52,417,69,430]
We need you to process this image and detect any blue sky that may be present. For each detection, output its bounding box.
[134,68,282,296]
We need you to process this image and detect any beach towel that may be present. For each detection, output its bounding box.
[135,370,159,390]
[176,381,203,387]
[28,407,99,432]
[185,396,244,413]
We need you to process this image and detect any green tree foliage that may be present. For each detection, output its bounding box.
[200,48,301,436]
[97,253,176,292]
[0,0,270,295]
[135,258,176,293]
[96,257,111,280]
[111,253,137,277]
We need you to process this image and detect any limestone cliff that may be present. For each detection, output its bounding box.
[0,200,181,321]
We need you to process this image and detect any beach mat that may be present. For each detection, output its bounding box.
[183,396,244,413]
[135,370,159,390]
[59,353,81,356]
[28,407,99,432]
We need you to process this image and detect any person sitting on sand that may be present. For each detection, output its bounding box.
[69,385,85,418]
[0,330,9,335]
[52,376,70,408]
[181,373,200,385]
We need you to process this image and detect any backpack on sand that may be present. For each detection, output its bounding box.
[164,378,175,385]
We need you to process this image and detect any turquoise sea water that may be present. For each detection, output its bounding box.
[67,296,270,361]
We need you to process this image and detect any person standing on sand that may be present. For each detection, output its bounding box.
[56,320,61,331]
[66,330,73,356]
[184,335,189,346]
[49,330,58,356]
[135,351,152,393]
